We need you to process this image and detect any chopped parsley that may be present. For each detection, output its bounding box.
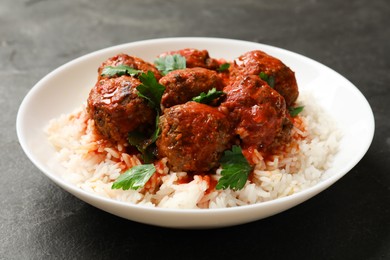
[127,130,147,151]
[127,71,166,162]
[192,88,225,104]
[101,65,142,77]
[111,164,156,190]
[216,145,252,191]
[289,106,304,117]
[259,71,275,88]
[127,129,155,163]
[154,54,186,75]
[137,71,165,111]
[128,114,161,162]
[217,63,230,72]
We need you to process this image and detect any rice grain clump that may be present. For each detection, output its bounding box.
[45,92,340,209]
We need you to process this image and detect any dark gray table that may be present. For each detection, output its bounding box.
[1,0,389,259]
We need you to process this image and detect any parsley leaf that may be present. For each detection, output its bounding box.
[192,88,225,104]
[288,106,304,117]
[127,72,165,162]
[217,63,230,72]
[259,72,275,88]
[150,113,161,144]
[137,71,166,111]
[111,164,156,190]
[128,130,147,151]
[154,54,186,75]
[101,65,142,77]
[128,111,161,163]
[216,145,252,191]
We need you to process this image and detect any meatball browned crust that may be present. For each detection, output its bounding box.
[159,67,224,108]
[230,50,299,106]
[156,102,233,172]
[98,53,162,80]
[158,48,220,70]
[221,75,291,149]
[87,76,156,143]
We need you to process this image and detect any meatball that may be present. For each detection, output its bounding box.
[159,67,224,108]
[87,76,156,143]
[221,75,291,149]
[230,50,299,106]
[98,53,162,80]
[158,48,220,70]
[157,102,233,172]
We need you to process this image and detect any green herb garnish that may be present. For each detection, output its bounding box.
[154,54,186,75]
[128,131,148,151]
[216,145,252,191]
[217,63,230,72]
[259,72,275,88]
[192,88,225,104]
[150,114,161,144]
[127,71,165,162]
[111,164,156,190]
[137,71,166,111]
[101,65,142,77]
[289,106,304,117]
[128,113,161,162]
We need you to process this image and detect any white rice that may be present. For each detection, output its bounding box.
[45,91,341,209]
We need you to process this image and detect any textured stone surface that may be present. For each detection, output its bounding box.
[1,0,389,259]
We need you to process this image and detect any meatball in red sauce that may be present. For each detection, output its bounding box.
[86,49,299,173]
[98,53,162,80]
[221,75,291,150]
[230,50,299,106]
[158,48,220,70]
[159,67,224,108]
[87,76,156,143]
[157,102,233,172]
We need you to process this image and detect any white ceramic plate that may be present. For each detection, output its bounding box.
[17,38,374,228]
